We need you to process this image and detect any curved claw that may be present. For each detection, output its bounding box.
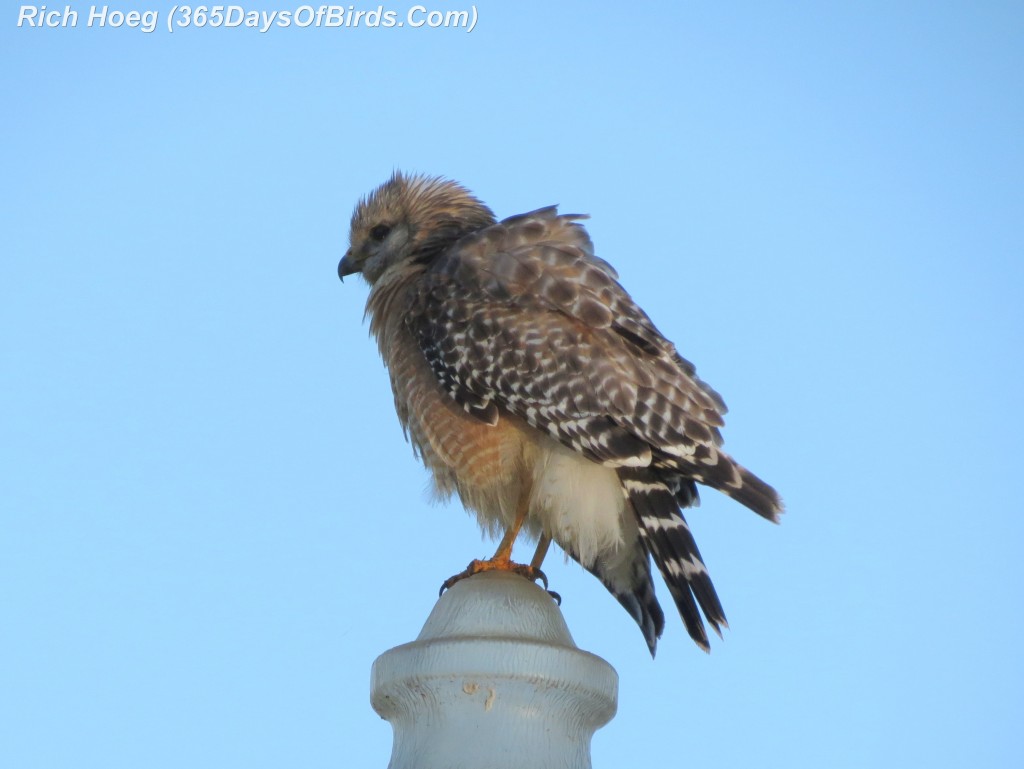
[439,560,479,596]
[532,567,549,590]
[439,558,551,595]
[547,590,562,605]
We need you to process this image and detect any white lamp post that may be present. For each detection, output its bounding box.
[371,570,618,769]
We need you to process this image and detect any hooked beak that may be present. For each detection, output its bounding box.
[338,249,357,282]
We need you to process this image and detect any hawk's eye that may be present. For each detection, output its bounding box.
[370,223,391,242]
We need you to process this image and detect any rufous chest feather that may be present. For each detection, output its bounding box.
[366,268,528,495]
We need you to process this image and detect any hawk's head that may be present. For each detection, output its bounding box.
[339,172,496,285]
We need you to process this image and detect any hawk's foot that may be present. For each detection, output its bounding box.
[439,558,549,596]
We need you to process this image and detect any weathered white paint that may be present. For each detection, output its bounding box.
[370,571,618,769]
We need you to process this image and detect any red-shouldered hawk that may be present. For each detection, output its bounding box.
[339,172,783,654]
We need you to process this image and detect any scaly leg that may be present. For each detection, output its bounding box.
[490,488,531,565]
[439,484,549,593]
[530,534,552,570]
[529,533,561,605]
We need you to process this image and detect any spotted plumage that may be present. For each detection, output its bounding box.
[339,172,783,654]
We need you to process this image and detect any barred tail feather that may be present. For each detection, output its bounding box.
[618,467,726,652]
[663,446,784,523]
[568,545,665,657]
[731,465,784,522]
[704,453,784,523]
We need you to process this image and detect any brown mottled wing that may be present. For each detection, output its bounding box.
[408,207,769,505]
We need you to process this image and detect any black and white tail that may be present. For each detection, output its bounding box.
[567,541,666,656]
[618,466,729,652]
[668,445,784,524]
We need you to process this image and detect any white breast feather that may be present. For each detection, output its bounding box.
[529,440,626,567]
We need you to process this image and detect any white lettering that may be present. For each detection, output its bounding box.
[408,6,469,29]
[85,5,156,31]
[18,5,79,27]
[294,6,314,27]
[445,10,469,28]
[139,9,156,32]
[407,5,428,27]
[17,5,38,26]
[224,6,244,27]
[323,5,345,27]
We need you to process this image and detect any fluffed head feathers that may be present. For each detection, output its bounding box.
[339,171,496,284]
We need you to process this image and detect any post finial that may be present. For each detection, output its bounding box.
[371,571,618,769]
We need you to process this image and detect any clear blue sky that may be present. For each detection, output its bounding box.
[3,3,1022,767]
